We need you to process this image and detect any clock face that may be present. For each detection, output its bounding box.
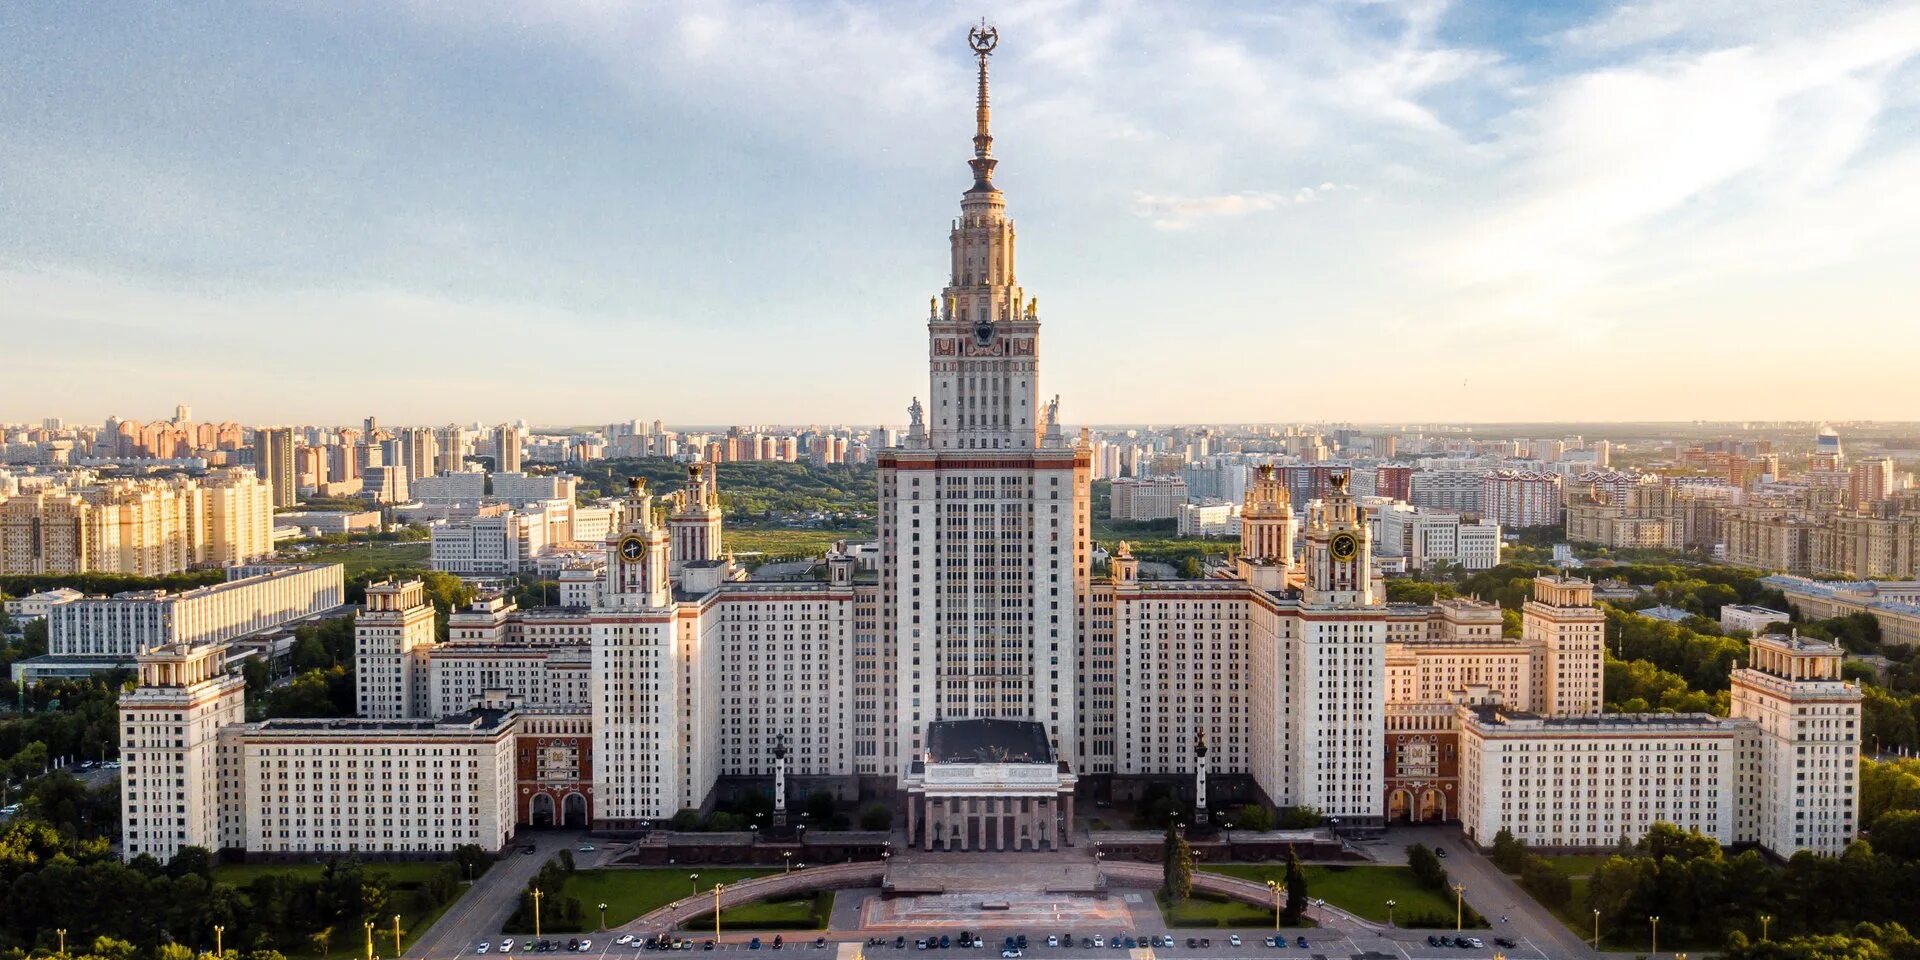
[1330,532,1359,562]
[974,322,994,346]
[620,536,645,562]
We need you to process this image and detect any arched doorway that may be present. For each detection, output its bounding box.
[1388,789,1414,822]
[563,792,589,828]
[530,792,555,828]
[1418,789,1447,822]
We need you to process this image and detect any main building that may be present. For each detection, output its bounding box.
[120,27,1858,863]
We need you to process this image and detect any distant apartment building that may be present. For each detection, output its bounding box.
[1175,500,1241,537]
[253,427,297,508]
[1109,476,1187,522]
[1481,470,1562,529]
[493,424,522,473]
[1408,469,1483,514]
[0,469,273,575]
[1374,503,1502,571]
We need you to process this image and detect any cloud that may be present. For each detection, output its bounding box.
[1130,183,1357,230]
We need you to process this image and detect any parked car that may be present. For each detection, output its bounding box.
[894,939,907,949]
[1295,938,1308,949]
[1493,939,1516,949]
[617,936,635,946]
[1000,952,1021,959]
[478,943,491,954]
[815,939,828,950]
[1435,846,1447,858]
[1091,937,1104,948]
[750,938,762,951]
[502,940,516,952]
[1199,940,1211,949]
[582,941,593,951]
[1229,936,1241,948]
[579,844,597,852]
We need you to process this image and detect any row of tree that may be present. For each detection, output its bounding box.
[1,804,488,956]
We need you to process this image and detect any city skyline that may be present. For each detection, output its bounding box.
[6,2,1920,424]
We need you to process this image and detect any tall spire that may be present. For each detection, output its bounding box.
[966,20,999,193]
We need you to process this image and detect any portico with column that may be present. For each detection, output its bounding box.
[901,718,1077,851]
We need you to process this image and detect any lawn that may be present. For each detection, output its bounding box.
[1207,865,1484,928]
[726,527,865,560]
[293,540,431,576]
[1157,892,1312,930]
[686,891,835,932]
[558,868,781,929]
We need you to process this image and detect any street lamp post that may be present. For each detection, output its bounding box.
[1386,900,1396,928]
[392,914,403,957]
[1453,883,1466,932]
[1649,915,1660,956]
[784,851,792,873]
[57,929,67,956]
[713,883,726,941]
[215,925,225,957]
[1266,880,1280,931]
[1760,914,1773,942]
[364,921,375,960]
[1592,909,1601,949]
[600,901,611,931]
[532,888,546,939]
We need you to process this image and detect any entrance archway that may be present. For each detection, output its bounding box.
[563,792,589,828]
[1418,789,1446,822]
[1388,789,1414,822]
[530,792,555,828]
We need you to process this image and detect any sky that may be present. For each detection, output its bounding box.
[4,0,1920,427]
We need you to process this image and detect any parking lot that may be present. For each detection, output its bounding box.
[437,929,1550,960]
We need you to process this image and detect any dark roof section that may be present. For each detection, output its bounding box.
[927,718,1053,764]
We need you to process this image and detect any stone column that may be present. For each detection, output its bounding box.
[1064,793,1075,846]
[924,799,935,851]
[990,799,1002,851]
[907,793,918,846]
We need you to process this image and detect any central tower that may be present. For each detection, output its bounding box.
[921,20,1047,452]
[879,23,1091,782]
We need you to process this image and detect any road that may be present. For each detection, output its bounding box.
[1360,827,1594,960]
[408,831,587,960]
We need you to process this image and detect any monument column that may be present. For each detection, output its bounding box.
[1193,728,1211,828]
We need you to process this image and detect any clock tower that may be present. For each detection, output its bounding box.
[605,477,670,609]
[1304,469,1374,606]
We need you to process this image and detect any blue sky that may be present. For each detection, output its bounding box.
[4,1,1919,426]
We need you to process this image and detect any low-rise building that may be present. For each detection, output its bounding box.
[1721,603,1790,635]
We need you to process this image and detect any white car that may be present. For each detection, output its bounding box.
[618,936,635,946]
[1228,937,1240,948]
[479,943,492,955]
[501,940,515,952]
[1465,939,1483,949]
[579,844,597,852]
[1046,938,1057,948]
[582,940,593,951]
[1000,952,1021,959]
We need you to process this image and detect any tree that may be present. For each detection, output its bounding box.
[1518,855,1571,907]
[1282,847,1308,924]
[167,846,215,881]
[805,790,836,822]
[1231,804,1274,832]
[1406,843,1448,891]
[1275,806,1323,829]
[859,803,894,831]
[1162,824,1194,902]
[1490,828,1527,873]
